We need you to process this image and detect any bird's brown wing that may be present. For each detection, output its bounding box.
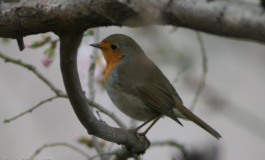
[136,83,221,139]
[135,83,183,126]
[117,55,221,139]
[117,54,183,125]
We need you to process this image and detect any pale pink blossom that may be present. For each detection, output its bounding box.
[24,42,32,48]
[41,55,54,68]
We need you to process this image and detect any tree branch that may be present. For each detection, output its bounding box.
[152,140,191,160]
[59,32,150,155]
[0,51,125,127]
[89,148,140,160]
[88,99,127,129]
[0,52,63,96]
[87,28,107,160]
[30,142,90,160]
[0,0,264,43]
[189,32,207,111]
[3,95,63,123]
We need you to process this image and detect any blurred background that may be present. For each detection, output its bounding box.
[1,25,265,160]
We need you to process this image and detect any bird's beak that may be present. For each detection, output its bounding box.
[90,43,102,49]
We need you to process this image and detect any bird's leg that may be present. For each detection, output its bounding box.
[140,117,161,135]
[133,116,158,132]
[131,116,161,136]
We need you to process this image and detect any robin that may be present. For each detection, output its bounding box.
[90,34,221,139]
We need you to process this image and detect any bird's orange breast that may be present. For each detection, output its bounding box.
[101,48,123,83]
[98,41,124,83]
[104,58,120,83]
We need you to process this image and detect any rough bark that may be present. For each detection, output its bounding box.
[0,0,264,43]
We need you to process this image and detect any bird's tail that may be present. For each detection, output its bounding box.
[175,103,222,139]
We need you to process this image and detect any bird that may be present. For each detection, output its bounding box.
[90,34,221,139]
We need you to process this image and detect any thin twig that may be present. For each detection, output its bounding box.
[173,64,189,84]
[89,152,115,160]
[112,148,140,160]
[88,29,98,101]
[152,141,191,160]
[87,28,108,160]
[0,51,125,127]
[0,52,68,123]
[3,95,64,123]
[189,32,207,111]
[86,99,127,129]
[89,148,140,160]
[0,52,62,96]
[91,137,107,160]
[29,142,90,160]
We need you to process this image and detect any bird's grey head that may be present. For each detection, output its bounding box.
[90,34,144,57]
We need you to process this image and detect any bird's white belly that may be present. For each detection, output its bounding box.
[107,87,158,121]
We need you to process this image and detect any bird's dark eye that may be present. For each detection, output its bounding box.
[110,44,118,50]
